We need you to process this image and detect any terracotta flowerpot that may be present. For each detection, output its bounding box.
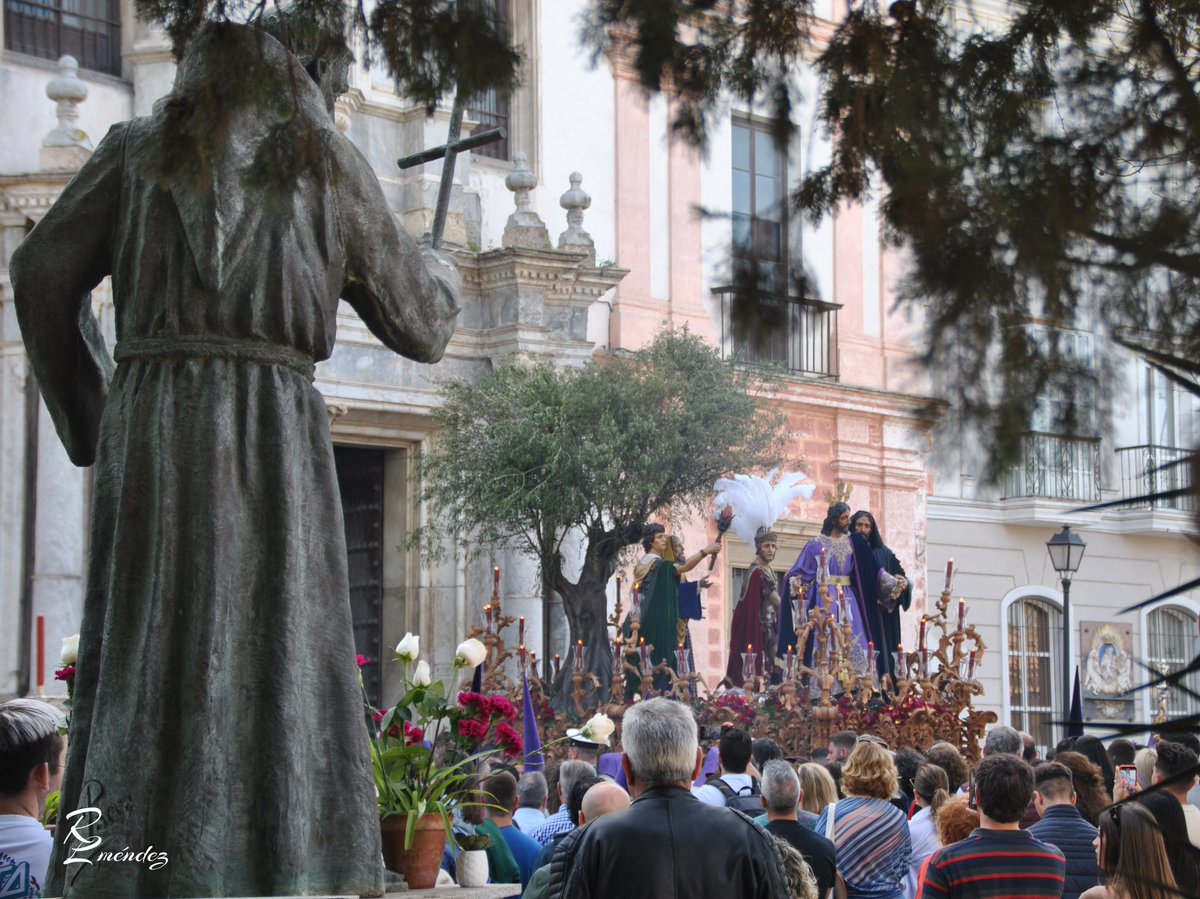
[457,848,489,887]
[380,812,446,889]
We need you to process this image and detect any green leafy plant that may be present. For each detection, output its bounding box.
[362,636,522,850]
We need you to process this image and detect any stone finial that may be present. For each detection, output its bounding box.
[502,152,550,249]
[40,56,93,170]
[557,172,595,263]
[43,56,91,149]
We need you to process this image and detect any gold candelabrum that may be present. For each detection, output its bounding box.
[465,571,995,764]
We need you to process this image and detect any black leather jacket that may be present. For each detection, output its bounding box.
[560,785,790,899]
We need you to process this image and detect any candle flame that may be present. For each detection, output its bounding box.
[640,637,645,646]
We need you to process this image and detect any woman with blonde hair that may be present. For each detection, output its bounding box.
[816,741,911,899]
[905,764,949,899]
[1134,747,1157,790]
[1080,802,1179,899]
[799,762,840,824]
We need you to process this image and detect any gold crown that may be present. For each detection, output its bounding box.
[824,480,853,508]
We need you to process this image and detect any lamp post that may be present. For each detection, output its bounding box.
[1046,525,1087,737]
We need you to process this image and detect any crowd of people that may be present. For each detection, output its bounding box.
[5,693,1199,898]
[443,707,1200,899]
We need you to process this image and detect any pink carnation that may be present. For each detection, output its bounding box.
[457,719,489,743]
[496,722,523,757]
[487,696,517,722]
[54,665,76,682]
[404,722,425,746]
[458,692,486,710]
[356,654,371,669]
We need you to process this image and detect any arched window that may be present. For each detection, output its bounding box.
[1146,605,1200,720]
[1008,595,1064,753]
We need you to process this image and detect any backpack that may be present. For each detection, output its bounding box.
[709,776,762,815]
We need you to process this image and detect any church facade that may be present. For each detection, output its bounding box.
[0,0,1195,752]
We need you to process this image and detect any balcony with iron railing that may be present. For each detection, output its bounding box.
[713,287,840,379]
[1002,432,1102,503]
[1115,444,1196,513]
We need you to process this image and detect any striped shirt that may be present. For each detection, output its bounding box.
[918,827,1066,899]
[817,797,912,899]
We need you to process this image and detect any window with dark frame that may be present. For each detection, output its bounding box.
[466,0,510,161]
[5,0,122,77]
[1007,596,1063,756]
[731,117,787,293]
[1147,606,1200,720]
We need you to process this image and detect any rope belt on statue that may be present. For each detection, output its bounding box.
[114,335,316,382]
[823,576,852,586]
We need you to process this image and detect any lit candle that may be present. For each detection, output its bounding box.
[553,653,561,678]
[639,637,652,672]
[918,615,927,649]
[957,598,967,632]
[967,648,977,680]
[676,644,691,676]
[574,639,585,670]
[944,558,954,595]
[613,636,624,665]
[493,565,501,590]
[785,645,796,680]
[484,604,493,631]
[518,643,527,671]
[519,616,526,646]
[897,643,907,675]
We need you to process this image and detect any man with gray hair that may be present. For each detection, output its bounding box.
[983,725,1023,758]
[760,760,837,899]
[0,699,65,896]
[562,698,788,897]
[514,771,548,832]
[528,760,595,845]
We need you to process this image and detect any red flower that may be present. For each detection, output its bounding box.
[457,719,489,743]
[496,722,523,757]
[373,708,386,724]
[405,724,425,746]
[54,666,76,682]
[356,654,371,669]
[387,724,401,739]
[487,696,517,722]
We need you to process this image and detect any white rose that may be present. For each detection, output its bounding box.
[395,633,420,661]
[61,634,79,666]
[581,712,615,745]
[455,638,487,668]
[413,659,432,687]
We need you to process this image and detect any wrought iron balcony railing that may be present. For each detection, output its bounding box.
[1002,432,1102,502]
[714,287,839,378]
[1115,444,1196,512]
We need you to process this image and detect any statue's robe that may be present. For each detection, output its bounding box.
[871,542,912,680]
[11,23,458,898]
[781,533,896,681]
[626,553,683,693]
[725,562,778,687]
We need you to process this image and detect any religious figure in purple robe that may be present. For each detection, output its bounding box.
[780,502,907,680]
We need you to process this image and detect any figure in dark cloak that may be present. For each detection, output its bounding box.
[849,510,913,680]
[10,21,459,897]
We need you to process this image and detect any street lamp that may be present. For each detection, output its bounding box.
[1046,525,1087,736]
